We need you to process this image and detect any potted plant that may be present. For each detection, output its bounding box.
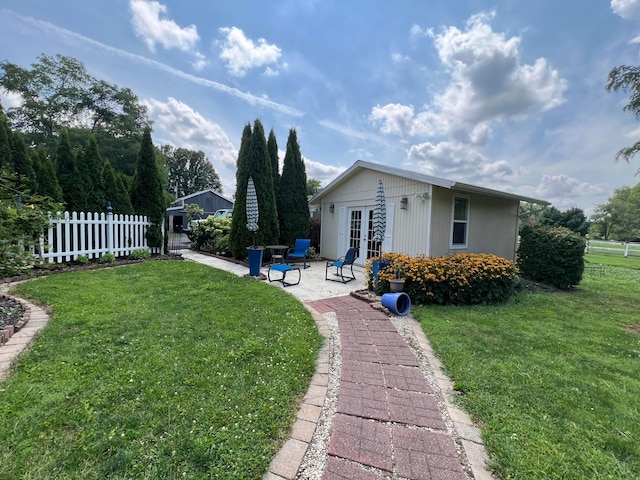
[389,264,406,292]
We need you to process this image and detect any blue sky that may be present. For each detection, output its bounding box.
[2,0,640,213]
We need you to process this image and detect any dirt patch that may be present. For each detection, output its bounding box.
[625,324,640,335]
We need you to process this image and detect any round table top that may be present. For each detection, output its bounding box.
[265,244,289,249]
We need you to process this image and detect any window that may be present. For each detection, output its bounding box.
[451,196,469,248]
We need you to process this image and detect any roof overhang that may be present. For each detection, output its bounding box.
[309,160,549,206]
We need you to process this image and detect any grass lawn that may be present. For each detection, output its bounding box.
[413,262,640,479]
[0,261,322,479]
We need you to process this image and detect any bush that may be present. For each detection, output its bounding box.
[191,217,232,255]
[145,224,163,248]
[517,225,585,289]
[75,255,89,265]
[97,253,116,264]
[366,252,518,305]
[129,249,150,260]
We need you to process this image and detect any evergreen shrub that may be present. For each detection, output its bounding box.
[517,225,585,289]
[366,252,518,305]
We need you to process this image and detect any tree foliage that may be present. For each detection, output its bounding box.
[307,178,322,196]
[131,128,166,223]
[161,145,222,197]
[0,54,150,140]
[606,64,640,173]
[278,128,309,246]
[229,120,280,258]
[519,204,590,236]
[590,183,640,241]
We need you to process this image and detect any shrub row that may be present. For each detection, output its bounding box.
[366,252,518,306]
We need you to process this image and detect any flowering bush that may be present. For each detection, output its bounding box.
[366,252,518,305]
[191,217,232,255]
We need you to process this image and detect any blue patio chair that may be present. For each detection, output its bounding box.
[287,239,311,269]
[325,247,359,283]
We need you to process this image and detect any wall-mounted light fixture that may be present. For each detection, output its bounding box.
[329,202,335,213]
[400,197,408,210]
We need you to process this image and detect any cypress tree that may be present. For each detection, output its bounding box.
[81,135,106,212]
[32,144,63,202]
[55,130,86,211]
[103,160,133,214]
[249,119,279,247]
[10,132,37,193]
[278,128,309,245]
[130,128,165,246]
[0,106,11,170]
[268,128,279,197]
[229,123,253,258]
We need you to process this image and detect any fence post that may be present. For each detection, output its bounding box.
[161,220,165,256]
[107,202,114,255]
[624,242,629,258]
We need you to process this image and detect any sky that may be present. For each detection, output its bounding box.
[2,0,640,214]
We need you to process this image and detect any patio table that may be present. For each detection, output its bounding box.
[265,244,289,264]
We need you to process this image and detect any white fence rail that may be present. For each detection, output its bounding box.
[585,239,640,258]
[35,211,162,263]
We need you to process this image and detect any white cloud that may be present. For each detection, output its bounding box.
[611,0,640,20]
[433,12,567,123]
[303,158,346,186]
[9,13,302,117]
[0,88,23,109]
[129,0,199,53]
[370,104,417,137]
[371,12,567,143]
[143,97,237,169]
[518,174,605,210]
[219,26,281,77]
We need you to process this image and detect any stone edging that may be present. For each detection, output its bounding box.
[0,294,31,346]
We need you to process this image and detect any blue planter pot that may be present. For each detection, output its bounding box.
[372,260,390,288]
[247,248,264,276]
[381,292,411,316]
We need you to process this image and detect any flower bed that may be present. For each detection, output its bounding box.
[366,253,518,305]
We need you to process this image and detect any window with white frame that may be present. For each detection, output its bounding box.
[451,196,469,248]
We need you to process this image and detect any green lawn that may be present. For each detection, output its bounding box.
[413,265,640,479]
[0,261,322,479]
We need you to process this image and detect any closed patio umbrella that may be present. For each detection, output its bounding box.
[246,176,259,247]
[372,179,386,255]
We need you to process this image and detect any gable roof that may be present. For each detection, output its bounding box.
[309,160,549,205]
[178,188,233,203]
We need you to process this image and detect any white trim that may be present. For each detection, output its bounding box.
[449,195,469,249]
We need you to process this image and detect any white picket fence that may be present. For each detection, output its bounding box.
[35,211,163,263]
[585,239,640,258]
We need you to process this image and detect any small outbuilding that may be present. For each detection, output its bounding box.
[310,160,548,265]
[166,189,234,233]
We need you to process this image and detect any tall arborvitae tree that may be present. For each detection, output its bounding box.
[130,128,165,246]
[102,160,133,214]
[55,130,86,211]
[10,131,37,193]
[81,135,106,212]
[230,123,253,258]
[249,119,279,248]
[0,106,12,170]
[31,144,63,202]
[267,128,279,196]
[278,128,309,245]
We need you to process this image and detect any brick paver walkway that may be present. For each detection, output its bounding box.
[307,295,469,480]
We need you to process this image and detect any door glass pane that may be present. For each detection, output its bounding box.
[349,211,361,250]
[366,210,378,259]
